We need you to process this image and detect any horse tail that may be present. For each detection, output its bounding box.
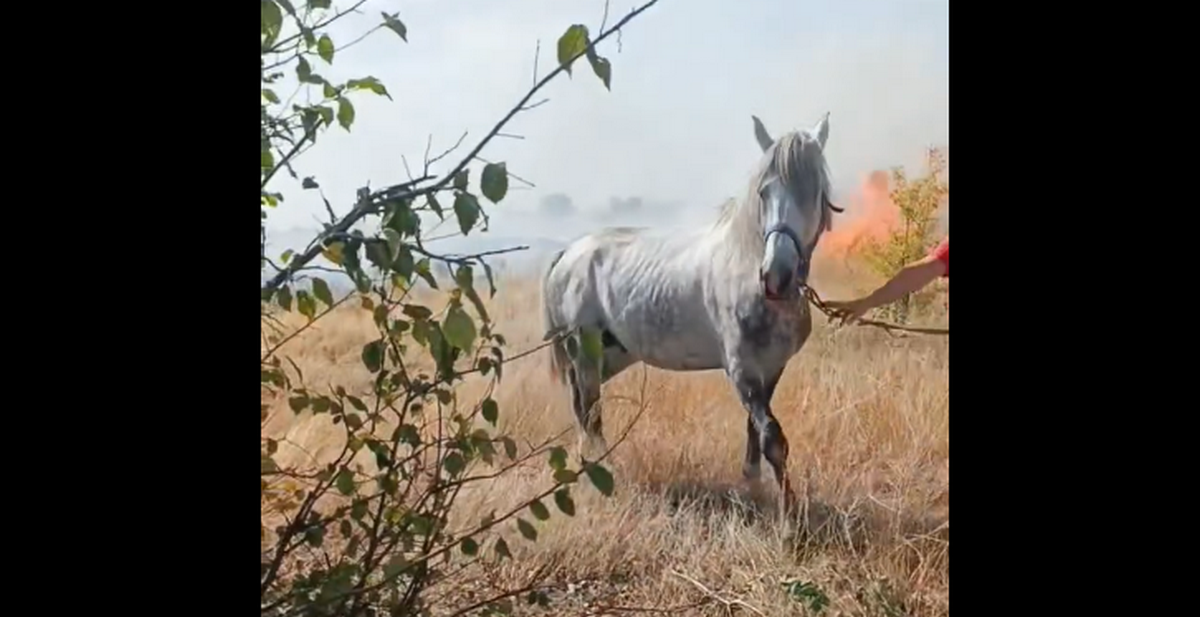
[541,250,570,384]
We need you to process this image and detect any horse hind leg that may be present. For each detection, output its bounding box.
[566,361,605,461]
[566,329,636,461]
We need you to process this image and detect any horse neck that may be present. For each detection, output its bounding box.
[711,197,768,275]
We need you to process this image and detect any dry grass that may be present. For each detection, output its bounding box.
[262,257,949,616]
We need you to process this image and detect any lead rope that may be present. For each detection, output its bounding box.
[801,285,950,336]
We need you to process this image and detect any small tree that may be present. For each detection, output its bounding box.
[260,2,660,615]
[859,147,948,324]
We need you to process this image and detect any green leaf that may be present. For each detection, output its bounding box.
[361,340,384,373]
[444,452,466,476]
[553,489,576,516]
[281,249,294,264]
[529,499,551,521]
[351,499,369,521]
[480,162,509,204]
[382,12,408,41]
[322,241,345,265]
[301,177,319,189]
[459,273,491,324]
[384,200,419,237]
[288,393,310,413]
[585,463,615,496]
[481,398,499,426]
[296,290,317,320]
[337,97,355,131]
[322,81,337,99]
[494,537,512,560]
[481,261,498,298]
[305,525,325,547]
[442,306,477,352]
[502,437,518,460]
[415,258,439,289]
[580,328,604,363]
[261,0,283,40]
[296,56,316,84]
[403,304,432,321]
[516,518,538,542]
[382,228,403,263]
[548,447,568,471]
[453,192,480,235]
[589,55,612,90]
[335,468,356,495]
[348,76,392,99]
[261,148,275,170]
[553,468,578,484]
[317,105,334,127]
[426,193,444,219]
[556,24,589,74]
[310,0,332,9]
[311,277,334,307]
[460,537,479,556]
[276,285,293,311]
[317,34,335,63]
[262,88,280,104]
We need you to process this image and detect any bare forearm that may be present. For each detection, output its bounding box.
[864,264,938,308]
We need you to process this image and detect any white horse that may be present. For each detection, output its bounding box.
[541,114,841,504]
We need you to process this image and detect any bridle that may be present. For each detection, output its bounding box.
[761,197,842,299]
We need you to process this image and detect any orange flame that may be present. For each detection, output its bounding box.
[817,170,900,263]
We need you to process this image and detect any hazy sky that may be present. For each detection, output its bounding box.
[264,0,949,262]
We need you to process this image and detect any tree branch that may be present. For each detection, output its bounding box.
[262,0,662,295]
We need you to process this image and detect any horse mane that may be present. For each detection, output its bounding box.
[715,130,833,257]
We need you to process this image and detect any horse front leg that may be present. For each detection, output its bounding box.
[743,415,762,482]
[728,365,794,508]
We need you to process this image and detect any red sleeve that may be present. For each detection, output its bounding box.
[929,236,948,277]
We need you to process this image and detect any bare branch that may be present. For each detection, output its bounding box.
[519,98,551,112]
[532,39,541,88]
[600,0,612,33]
[401,154,416,183]
[424,131,470,176]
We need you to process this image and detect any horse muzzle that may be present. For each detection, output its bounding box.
[761,264,799,301]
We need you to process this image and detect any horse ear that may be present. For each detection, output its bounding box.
[751,115,773,152]
[813,112,830,149]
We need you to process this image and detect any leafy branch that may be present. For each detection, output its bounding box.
[261,0,662,296]
[261,2,665,615]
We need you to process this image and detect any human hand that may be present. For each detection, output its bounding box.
[822,298,870,326]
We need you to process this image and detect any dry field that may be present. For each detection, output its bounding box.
[262,255,949,616]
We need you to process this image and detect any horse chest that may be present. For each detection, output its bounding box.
[737,303,809,356]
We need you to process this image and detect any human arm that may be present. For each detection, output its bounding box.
[824,251,947,322]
